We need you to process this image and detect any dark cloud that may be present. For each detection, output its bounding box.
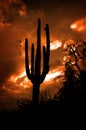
[22,0,86,18]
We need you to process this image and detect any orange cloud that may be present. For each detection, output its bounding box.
[70,17,86,32]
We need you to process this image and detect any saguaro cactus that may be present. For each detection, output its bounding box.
[25,19,50,105]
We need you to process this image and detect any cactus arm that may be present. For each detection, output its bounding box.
[31,43,34,76]
[39,46,46,83]
[25,38,32,80]
[43,46,46,71]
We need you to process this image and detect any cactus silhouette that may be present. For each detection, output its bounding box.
[25,19,50,105]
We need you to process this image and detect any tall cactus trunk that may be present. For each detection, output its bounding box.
[25,18,50,105]
[32,85,40,105]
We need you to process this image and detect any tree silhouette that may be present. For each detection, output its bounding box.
[25,19,50,105]
[66,40,86,84]
[59,40,86,103]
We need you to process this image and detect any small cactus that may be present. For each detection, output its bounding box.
[25,18,50,105]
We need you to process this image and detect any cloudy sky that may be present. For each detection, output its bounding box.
[0,0,86,110]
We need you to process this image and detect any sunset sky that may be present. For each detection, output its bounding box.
[0,0,86,110]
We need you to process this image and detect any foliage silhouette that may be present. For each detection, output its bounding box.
[25,18,50,105]
[59,62,81,103]
[16,91,60,115]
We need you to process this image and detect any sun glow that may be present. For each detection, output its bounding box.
[70,24,77,29]
[50,40,62,50]
[45,69,63,82]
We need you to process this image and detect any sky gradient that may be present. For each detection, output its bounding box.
[0,0,86,110]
